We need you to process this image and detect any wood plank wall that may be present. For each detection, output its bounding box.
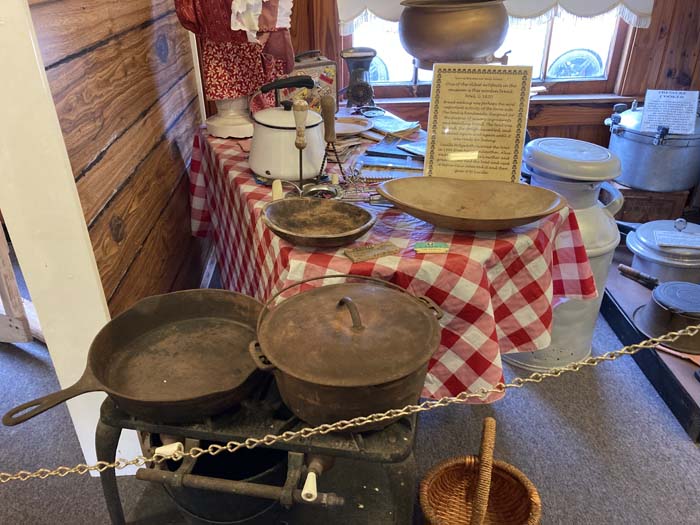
[387,0,700,148]
[29,0,204,316]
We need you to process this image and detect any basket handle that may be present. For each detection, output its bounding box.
[469,417,497,525]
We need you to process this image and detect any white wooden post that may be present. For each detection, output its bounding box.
[0,0,140,474]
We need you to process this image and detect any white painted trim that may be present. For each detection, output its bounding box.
[0,0,140,475]
[188,31,207,124]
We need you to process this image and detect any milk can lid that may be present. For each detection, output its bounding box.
[523,138,621,182]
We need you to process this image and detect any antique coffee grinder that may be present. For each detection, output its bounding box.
[340,47,376,108]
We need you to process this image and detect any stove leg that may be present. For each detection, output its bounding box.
[95,421,125,525]
[385,452,417,524]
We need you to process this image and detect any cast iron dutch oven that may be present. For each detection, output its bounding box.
[4,290,263,426]
[248,275,443,429]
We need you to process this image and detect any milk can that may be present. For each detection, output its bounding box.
[503,138,624,371]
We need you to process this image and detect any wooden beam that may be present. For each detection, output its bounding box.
[46,13,193,179]
[88,91,199,300]
[77,70,198,224]
[108,175,193,316]
[29,0,172,68]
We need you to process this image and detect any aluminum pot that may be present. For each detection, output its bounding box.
[605,102,700,191]
[633,281,700,354]
[626,218,700,284]
[249,275,443,429]
[399,0,509,69]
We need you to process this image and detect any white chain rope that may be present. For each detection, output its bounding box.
[2,324,699,484]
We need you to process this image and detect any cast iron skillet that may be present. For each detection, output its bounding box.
[3,289,263,426]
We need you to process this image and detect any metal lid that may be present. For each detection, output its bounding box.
[652,281,700,316]
[257,281,441,387]
[612,105,700,140]
[626,219,700,268]
[523,138,621,182]
[252,106,323,130]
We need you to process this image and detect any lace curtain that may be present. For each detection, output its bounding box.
[337,0,654,34]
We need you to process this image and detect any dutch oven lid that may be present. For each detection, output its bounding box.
[626,218,700,267]
[252,104,323,130]
[653,281,700,316]
[523,138,621,182]
[613,106,700,140]
[257,281,441,387]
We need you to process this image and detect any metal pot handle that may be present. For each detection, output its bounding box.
[599,181,624,216]
[247,341,276,372]
[2,370,101,426]
[417,296,444,319]
[257,274,429,333]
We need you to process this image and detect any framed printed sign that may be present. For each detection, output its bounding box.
[424,65,533,182]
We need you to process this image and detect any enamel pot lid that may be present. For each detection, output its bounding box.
[256,275,442,387]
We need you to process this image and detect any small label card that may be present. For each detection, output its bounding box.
[641,89,699,135]
[424,64,533,182]
[654,230,700,250]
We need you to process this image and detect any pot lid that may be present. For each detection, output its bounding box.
[626,218,700,267]
[652,281,700,316]
[257,282,441,387]
[612,106,700,139]
[253,106,323,130]
[523,138,621,181]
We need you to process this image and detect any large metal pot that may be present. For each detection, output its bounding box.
[605,102,700,192]
[249,275,443,429]
[626,218,700,284]
[398,0,509,69]
[633,281,700,354]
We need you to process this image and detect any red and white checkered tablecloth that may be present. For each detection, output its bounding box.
[189,130,597,400]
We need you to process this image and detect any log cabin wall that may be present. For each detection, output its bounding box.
[385,0,700,148]
[28,0,205,316]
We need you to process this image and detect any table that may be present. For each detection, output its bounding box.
[189,130,596,400]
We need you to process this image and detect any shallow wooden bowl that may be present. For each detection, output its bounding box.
[261,198,376,248]
[377,177,566,231]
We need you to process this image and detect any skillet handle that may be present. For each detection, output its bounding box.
[2,372,100,426]
[417,296,443,319]
[248,341,276,372]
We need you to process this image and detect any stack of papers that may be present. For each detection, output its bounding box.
[370,114,421,137]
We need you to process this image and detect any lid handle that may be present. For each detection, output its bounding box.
[675,218,688,232]
[338,296,364,331]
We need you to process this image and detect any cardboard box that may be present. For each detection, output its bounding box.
[603,182,690,223]
[279,51,336,112]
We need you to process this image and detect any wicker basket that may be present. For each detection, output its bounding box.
[420,418,542,525]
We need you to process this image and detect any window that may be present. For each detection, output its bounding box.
[350,10,625,93]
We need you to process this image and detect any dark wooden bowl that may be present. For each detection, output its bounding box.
[261,198,376,248]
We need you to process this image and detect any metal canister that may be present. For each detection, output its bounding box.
[505,138,623,371]
[605,101,700,192]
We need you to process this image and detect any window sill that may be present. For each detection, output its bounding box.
[375,94,639,107]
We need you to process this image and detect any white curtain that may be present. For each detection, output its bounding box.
[337,0,654,34]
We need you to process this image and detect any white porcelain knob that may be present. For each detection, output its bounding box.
[302,471,318,502]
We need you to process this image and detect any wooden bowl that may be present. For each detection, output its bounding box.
[377,177,567,231]
[261,198,376,248]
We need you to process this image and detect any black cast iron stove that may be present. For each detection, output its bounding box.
[96,377,417,524]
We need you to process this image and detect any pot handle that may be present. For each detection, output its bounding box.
[2,371,101,426]
[417,296,444,319]
[338,297,364,330]
[248,341,276,372]
[599,181,624,217]
[258,274,423,332]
